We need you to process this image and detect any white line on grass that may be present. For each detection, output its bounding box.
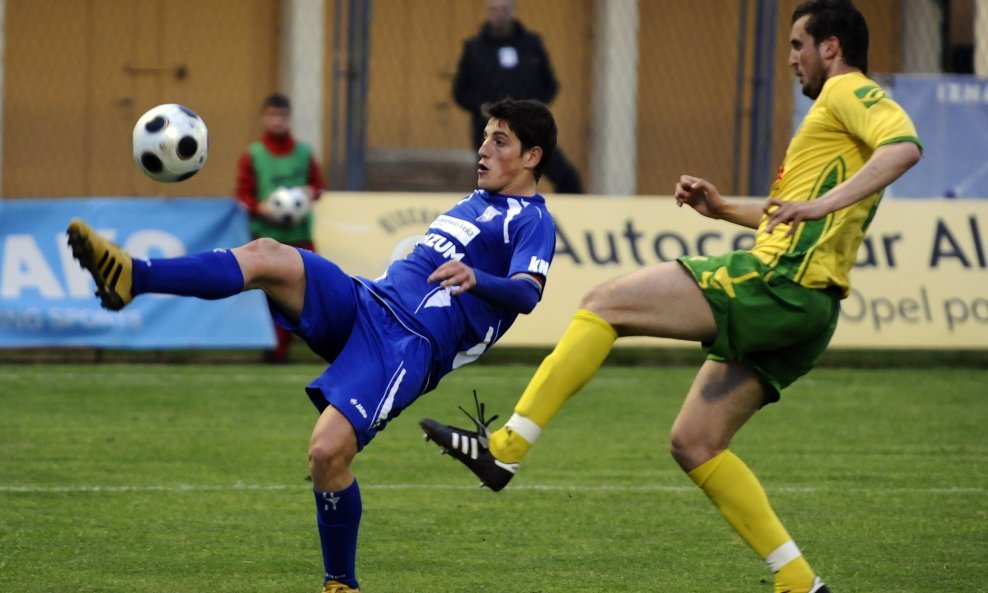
[0,482,983,495]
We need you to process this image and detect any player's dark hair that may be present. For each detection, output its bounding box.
[483,98,557,182]
[793,0,869,73]
[261,92,292,112]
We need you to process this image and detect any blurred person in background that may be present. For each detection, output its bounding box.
[453,0,584,194]
[235,92,326,364]
[423,2,922,592]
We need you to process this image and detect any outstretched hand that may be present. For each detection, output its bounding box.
[763,197,830,237]
[427,260,476,295]
[674,175,725,220]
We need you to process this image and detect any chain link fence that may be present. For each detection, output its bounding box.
[0,0,979,199]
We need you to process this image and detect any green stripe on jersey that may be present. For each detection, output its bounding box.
[773,157,845,278]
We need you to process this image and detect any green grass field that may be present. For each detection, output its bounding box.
[1,363,986,592]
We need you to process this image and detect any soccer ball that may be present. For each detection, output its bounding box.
[267,187,312,225]
[132,103,209,182]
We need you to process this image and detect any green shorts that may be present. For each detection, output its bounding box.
[677,250,840,403]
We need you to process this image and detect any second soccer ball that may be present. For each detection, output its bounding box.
[267,187,312,225]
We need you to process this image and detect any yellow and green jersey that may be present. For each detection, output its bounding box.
[751,71,921,297]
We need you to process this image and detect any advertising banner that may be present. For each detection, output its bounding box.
[0,198,275,349]
[314,193,988,349]
[889,75,988,198]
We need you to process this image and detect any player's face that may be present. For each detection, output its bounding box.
[261,106,291,136]
[789,15,826,99]
[477,118,537,196]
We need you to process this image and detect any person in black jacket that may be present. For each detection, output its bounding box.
[453,0,584,194]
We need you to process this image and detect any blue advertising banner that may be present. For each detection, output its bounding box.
[0,198,275,349]
[892,75,988,198]
[792,74,988,198]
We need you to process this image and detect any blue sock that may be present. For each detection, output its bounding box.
[131,249,244,299]
[314,480,362,588]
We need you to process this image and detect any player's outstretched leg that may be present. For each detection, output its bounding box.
[419,391,519,491]
[67,218,247,310]
[67,218,134,310]
[421,308,617,490]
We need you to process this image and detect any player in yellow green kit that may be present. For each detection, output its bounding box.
[420,1,921,592]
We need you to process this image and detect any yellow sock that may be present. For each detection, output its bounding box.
[689,450,817,593]
[488,309,617,463]
[774,557,818,593]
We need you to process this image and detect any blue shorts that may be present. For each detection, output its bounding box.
[271,249,435,449]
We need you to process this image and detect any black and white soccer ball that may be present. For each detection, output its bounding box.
[132,103,209,182]
[267,187,312,225]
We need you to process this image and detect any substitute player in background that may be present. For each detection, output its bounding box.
[235,92,326,363]
[68,98,558,593]
[421,2,921,592]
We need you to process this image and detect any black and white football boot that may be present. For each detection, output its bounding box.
[419,391,518,492]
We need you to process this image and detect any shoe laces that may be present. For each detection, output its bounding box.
[457,390,499,448]
[322,582,358,593]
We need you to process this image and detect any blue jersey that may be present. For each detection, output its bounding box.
[361,190,555,382]
[274,191,554,447]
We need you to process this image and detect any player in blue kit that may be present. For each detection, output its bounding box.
[66,98,558,593]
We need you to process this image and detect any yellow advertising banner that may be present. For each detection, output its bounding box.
[314,193,988,349]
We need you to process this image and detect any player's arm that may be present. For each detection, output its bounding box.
[675,175,763,229]
[234,153,261,214]
[763,141,921,235]
[427,260,542,314]
[306,154,326,201]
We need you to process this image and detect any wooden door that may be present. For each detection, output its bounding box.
[2,0,279,198]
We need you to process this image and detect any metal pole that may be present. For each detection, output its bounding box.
[344,0,371,190]
[589,0,639,196]
[731,0,748,196]
[329,0,345,189]
[747,0,777,196]
[281,0,326,162]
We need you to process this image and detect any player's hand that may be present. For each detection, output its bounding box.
[427,260,476,296]
[257,199,284,225]
[674,175,725,219]
[763,197,830,237]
